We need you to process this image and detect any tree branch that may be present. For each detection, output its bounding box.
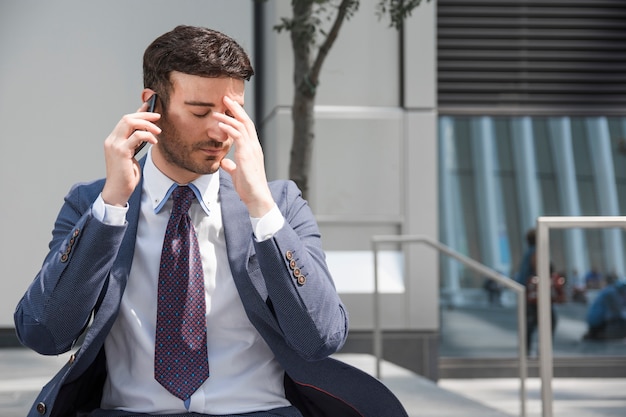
[309,0,354,85]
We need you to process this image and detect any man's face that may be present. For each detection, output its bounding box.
[152,71,245,184]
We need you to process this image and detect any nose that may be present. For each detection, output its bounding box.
[206,114,229,142]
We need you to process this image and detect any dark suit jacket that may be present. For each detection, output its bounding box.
[14,164,408,417]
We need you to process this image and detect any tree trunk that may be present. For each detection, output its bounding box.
[288,0,316,200]
[289,87,315,200]
[283,2,422,200]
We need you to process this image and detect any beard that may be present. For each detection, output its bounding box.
[157,111,225,175]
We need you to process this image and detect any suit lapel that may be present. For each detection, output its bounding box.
[219,170,269,301]
[109,161,145,282]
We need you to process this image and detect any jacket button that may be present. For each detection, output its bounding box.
[36,402,46,414]
[60,253,69,263]
[289,259,297,269]
[293,268,301,277]
[297,275,306,286]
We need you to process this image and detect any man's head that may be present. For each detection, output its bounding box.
[143,25,254,109]
[141,26,255,184]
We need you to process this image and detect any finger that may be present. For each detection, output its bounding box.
[213,108,256,145]
[130,133,157,157]
[136,98,158,113]
[135,111,161,124]
[216,120,241,140]
[118,113,161,137]
[106,116,160,156]
[129,118,160,153]
[133,117,162,135]
[129,129,158,146]
[222,96,250,122]
[212,110,244,131]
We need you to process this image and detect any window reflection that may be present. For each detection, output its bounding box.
[439,115,626,358]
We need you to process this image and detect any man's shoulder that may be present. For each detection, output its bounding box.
[66,178,106,202]
[267,179,303,204]
[267,178,297,191]
[69,178,106,192]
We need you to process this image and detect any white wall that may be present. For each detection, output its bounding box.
[0,0,255,327]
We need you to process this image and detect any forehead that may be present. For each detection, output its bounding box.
[169,71,245,102]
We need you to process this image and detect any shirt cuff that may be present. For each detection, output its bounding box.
[251,204,284,242]
[92,194,128,226]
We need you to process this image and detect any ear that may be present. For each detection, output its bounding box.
[141,88,156,104]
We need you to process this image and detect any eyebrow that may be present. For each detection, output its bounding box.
[184,100,215,107]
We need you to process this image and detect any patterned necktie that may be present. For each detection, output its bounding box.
[155,185,209,401]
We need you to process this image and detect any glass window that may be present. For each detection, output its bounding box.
[438,115,626,358]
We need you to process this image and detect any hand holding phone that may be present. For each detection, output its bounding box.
[134,94,158,158]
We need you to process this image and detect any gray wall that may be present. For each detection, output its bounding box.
[0,0,255,327]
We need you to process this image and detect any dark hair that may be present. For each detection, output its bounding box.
[143,25,254,107]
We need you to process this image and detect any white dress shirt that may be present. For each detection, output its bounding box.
[94,150,290,414]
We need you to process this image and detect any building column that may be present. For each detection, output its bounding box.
[439,116,465,305]
[585,117,625,277]
[548,117,588,279]
[471,117,508,272]
[511,117,541,232]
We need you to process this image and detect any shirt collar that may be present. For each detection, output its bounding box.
[144,148,217,215]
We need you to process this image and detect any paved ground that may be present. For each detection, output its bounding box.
[439,376,626,417]
[3,299,624,417]
[1,347,514,417]
[2,347,625,417]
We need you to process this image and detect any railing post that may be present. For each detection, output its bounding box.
[372,241,382,379]
[535,216,626,417]
[371,235,527,417]
[536,221,554,417]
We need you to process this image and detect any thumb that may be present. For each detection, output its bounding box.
[220,158,236,174]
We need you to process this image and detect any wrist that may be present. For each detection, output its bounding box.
[248,199,276,219]
[101,188,129,207]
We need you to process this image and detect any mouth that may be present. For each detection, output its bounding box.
[198,148,223,159]
[196,141,224,154]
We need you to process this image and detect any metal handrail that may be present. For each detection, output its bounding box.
[371,235,528,417]
[535,216,626,417]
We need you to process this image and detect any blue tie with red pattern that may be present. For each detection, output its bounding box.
[155,185,209,401]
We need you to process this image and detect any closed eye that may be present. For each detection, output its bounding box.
[193,111,211,118]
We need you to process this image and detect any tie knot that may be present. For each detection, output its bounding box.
[171,185,195,216]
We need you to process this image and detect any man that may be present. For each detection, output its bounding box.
[14,26,407,417]
[584,274,626,340]
[514,228,557,356]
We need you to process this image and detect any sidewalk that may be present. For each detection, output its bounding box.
[4,347,625,417]
[338,354,626,417]
[0,347,513,417]
[439,376,626,417]
[0,348,69,417]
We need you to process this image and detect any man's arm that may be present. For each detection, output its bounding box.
[14,183,126,355]
[215,96,348,359]
[254,180,348,361]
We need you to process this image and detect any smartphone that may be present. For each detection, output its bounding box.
[134,94,158,158]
